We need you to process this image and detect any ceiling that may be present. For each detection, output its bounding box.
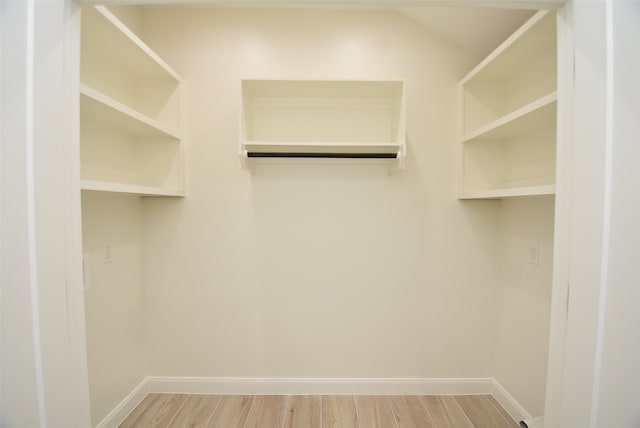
[396,6,535,59]
[130,1,541,61]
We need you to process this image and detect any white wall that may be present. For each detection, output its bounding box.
[493,197,554,417]
[82,193,147,426]
[138,7,503,380]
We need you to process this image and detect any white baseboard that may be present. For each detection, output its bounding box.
[94,379,149,428]
[490,379,531,423]
[146,376,494,395]
[96,377,530,427]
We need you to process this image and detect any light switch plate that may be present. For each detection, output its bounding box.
[103,241,114,264]
[528,242,540,265]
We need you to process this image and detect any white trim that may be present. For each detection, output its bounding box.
[490,379,531,423]
[78,0,564,9]
[64,4,92,426]
[543,3,573,426]
[94,379,149,428]
[25,0,47,424]
[589,1,615,425]
[146,376,495,395]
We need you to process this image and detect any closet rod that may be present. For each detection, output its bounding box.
[247,152,398,159]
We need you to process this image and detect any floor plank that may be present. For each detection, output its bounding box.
[387,395,435,428]
[283,395,321,428]
[168,395,221,428]
[421,395,473,428]
[244,395,286,428]
[322,395,358,428]
[206,395,254,428]
[455,395,517,428]
[121,394,187,428]
[119,394,161,428]
[354,396,397,428]
[149,394,189,427]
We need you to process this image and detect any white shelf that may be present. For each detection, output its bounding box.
[461,11,556,135]
[458,185,556,200]
[81,6,181,131]
[80,84,180,139]
[240,79,406,169]
[80,180,184,197]
[462,92,556,143]
[80,5,184,197]
[458,10,557,200]
[243,141,402,154]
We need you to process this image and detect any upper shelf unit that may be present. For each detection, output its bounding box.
[80,6,184,196]
[458,10,557,199]
[239,79,406,171]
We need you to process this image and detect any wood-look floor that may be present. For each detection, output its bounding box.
[119,394,518,428]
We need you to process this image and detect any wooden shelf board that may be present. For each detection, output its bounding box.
[462,92,557,143]
[81,84,180,139]
[458,184,556,200]
[80,179,184,197]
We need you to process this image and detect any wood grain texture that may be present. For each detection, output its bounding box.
[421,395,473,428]
[206,395,254,428]
[387,395,435,428]
[149,395,189,427]
[322,395,358,428]
[244,395,286,428]
[119,394,161,428]
[354,396,397,428]
[120,394,187,427]
[283,395,321,428]
[168,395,221,428]
[119,393,518,428]
[455,395,517,428]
